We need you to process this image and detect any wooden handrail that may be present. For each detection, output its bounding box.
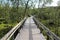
[33,17,60,40]
[1,17,27,40]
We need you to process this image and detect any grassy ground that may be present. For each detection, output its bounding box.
[0,23,17,39]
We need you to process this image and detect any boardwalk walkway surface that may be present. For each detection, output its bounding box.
[15,17,46,40]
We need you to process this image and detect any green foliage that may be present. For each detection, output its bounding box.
[0,1,25,38]
[0,0,59,39]
[35,7,60,37]
[0,24,13,38]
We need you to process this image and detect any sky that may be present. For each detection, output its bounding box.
[46,0,59,6]
[35,0,59,8]
[3,0,60,8]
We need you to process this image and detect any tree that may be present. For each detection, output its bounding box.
[58,0,60,6]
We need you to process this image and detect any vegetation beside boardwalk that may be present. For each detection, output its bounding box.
[1,6,60,38]
[0,4,25,39]
[35,7,60,37]
[0,0,60,39]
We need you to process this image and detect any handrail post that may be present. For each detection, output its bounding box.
[47,35,53,40]
[12,35,15,40]
[9,35,15,40]
[33,17,60,40]
[47,35,50,40]
[46,33,54,40]
[1,17,27,40]
[14,29,19,39]
[40,27,43,33]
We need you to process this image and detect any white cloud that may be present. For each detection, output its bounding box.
[35,0,59,8]
[46,0,59,6]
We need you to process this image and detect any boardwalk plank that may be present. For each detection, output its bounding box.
[15,17,46,40]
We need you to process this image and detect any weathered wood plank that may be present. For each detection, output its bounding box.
[15,17,46,40]
[33,17,60,40]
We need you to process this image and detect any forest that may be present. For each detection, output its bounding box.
[0,0,60,39]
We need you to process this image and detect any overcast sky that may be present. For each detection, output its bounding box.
[46,0,59,6]
[4,0,60,7]
[5,0,59,6]
[35,0,59,8]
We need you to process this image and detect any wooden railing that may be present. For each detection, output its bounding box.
[1,17,27,40]
[33,17,60,40]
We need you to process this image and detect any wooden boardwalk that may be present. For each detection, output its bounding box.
[15,17,46,40]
